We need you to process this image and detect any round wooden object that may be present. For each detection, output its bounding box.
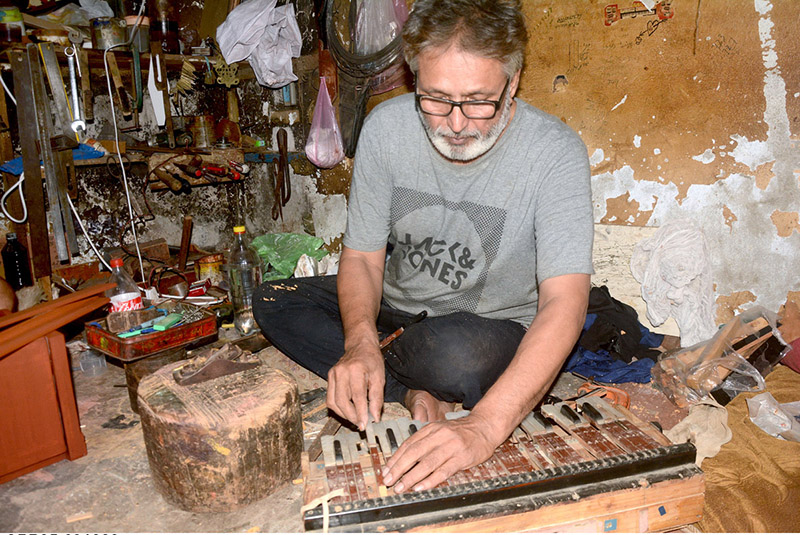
[138,361,302,512]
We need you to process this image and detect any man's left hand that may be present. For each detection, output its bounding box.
[381,414,499,493]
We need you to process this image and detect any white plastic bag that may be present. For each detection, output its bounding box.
[305,78,345,168]
[355,0,400,55]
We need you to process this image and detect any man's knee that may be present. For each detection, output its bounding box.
[390,312,524,405]
[253,276,337,317]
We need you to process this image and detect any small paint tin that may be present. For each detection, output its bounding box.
[196,253,224,286]
[91,17,128,50]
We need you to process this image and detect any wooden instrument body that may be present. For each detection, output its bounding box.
[302,398,704,532]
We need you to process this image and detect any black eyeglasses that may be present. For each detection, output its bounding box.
[415,78,510,119]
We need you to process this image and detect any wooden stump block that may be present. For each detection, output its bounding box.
[124,348,187,413]
[138,358,302,512]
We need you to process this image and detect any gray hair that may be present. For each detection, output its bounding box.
[402,0,528,77]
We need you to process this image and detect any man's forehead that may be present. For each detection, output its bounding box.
[415,47,507,94]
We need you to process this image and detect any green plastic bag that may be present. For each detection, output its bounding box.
[251,232,329,281]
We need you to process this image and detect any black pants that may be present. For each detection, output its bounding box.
[252,276,526,408]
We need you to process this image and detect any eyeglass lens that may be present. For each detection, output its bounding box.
[419,98,498,118]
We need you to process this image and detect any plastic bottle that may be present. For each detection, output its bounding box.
[1,233,32,290]
[227,226,263,335]
[106,258,143,312]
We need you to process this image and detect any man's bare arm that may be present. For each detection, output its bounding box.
[327,245,387,430]
[382,273,590,492]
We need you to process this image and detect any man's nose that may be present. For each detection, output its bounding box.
[447,106,469,134]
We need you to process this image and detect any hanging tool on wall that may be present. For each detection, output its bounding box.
[175,156,204,178]
[38,44,76,140]
[148,41,175,148]
[270,128,291,221]
[154,167,191,195]
[31,44,80,261]
[106,51,132,119]
[128,24,145,115]
[64,47,86,134]
[66,29,94,123]
[202,164,240,181]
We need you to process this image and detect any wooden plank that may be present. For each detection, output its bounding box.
[178,215,193,271]
[8,49,51,279]
[0,336,66,478]
[27,44,70,264]
[406,472,705,533]
[44,331,87,460]
[0,282,114,330]
[0,296,108,359]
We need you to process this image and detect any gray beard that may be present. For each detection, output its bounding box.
[421,94,513,162]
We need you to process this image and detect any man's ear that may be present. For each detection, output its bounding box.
[509,70,522,98]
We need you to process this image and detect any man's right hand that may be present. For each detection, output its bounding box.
[326,342,385,430]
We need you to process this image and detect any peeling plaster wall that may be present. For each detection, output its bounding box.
[519,0,800,321]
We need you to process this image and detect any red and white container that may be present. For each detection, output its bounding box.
[106,258,143,312]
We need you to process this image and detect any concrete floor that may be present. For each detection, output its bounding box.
[0,343,685,533]
[0,336,326,533]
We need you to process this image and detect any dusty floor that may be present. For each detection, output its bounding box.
[0,320,685,533]
[0,332,326,533]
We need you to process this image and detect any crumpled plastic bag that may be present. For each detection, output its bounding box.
[216,0,301,87]
[40,0,113,26]
[305,78,345,168]
[747,392,800,442]
[293,252,340,278]
[355,0,409,95]
[651,307,781,407]
[80,0,114,19]
[355,0,400,55]
[251,233,329,280]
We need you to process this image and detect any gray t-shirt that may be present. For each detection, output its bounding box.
[344,93,593,327]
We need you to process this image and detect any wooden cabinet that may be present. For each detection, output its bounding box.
[0,331,87,484]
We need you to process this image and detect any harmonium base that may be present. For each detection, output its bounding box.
[301,397,704,532]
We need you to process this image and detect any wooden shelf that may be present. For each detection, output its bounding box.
[0,43,255,80]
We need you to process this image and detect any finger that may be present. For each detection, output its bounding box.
[331,370,359,425]
[391,440,455,493]
[337,386,359,425]
[350,372,369,430]
[367,373,385,426]
[326,370,339,415]
[381,431,433,487]
[402,456,462,493]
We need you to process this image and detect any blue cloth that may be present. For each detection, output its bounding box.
[564,313,660,383]
[0,144,106,175]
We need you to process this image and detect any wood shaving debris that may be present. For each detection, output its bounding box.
[66,511,93,523]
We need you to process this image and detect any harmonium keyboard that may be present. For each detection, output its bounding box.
[301,397,704,532]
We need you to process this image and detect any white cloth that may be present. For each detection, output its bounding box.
[216,0,302,88]
[630,219,717,347]
[665,399,732,465]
